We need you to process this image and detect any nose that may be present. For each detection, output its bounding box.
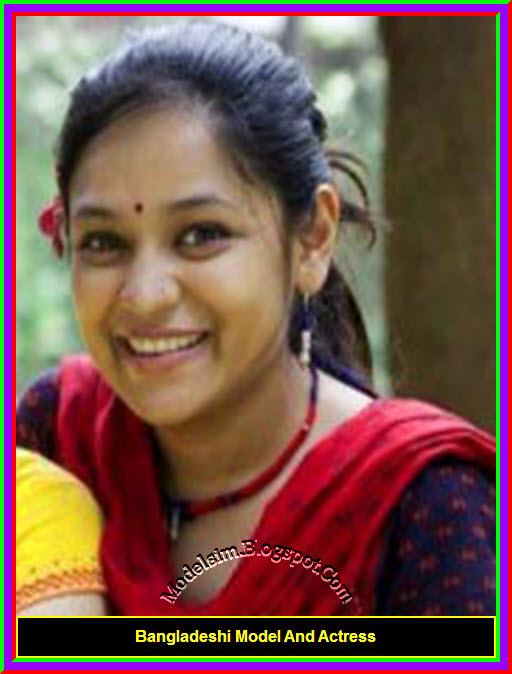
[118,248,181,317]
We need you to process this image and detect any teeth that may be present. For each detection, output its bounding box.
[127,334,205,355]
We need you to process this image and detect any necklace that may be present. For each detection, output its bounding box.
[161,367,319,541]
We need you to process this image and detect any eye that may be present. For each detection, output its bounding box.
[76,231,127,263]
[177,222,231,250]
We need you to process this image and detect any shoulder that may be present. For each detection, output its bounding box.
[317,385,495,471]
[17,367,60,409]
[16,447,103,539]
[16,355,111,456]
[306,387,495,525]
[315,377,494,450]
[374,397,496,473]
[371,397,495,443]
[359,395,493,435]
[16,447,104,612]
[18,445,92,488]
[317,372,492,440]
[17,355,103,406]
[16,368,60,457]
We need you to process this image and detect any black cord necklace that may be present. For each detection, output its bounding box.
[151,367,318,541]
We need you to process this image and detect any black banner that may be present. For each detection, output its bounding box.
[17,617,495,658]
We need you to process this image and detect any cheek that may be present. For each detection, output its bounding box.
[71,265,117,340]
[202,248,289,338]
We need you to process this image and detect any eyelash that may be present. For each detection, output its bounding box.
[78,231,124,254]
[177,222,231,248]
[76,223,231,261]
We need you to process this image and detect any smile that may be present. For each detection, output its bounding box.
[117,331,210,374]
[126,333,207,356]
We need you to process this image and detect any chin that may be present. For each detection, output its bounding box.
[126,393,203,429]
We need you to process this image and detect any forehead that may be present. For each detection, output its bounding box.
[69,105,282,228]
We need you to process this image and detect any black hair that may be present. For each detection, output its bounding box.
[55,20,376,391]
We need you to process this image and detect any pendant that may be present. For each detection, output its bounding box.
[170,506,181,542]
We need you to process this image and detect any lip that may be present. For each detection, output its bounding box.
[120,328,209,339]
[117,332,210,374]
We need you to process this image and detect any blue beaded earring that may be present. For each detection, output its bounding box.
[299,293,313,369]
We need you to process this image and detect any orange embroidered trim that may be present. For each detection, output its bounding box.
[17,567,105,611]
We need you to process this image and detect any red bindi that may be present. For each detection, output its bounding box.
[134,202,144,213]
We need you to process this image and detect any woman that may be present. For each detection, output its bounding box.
[16,448,106,615]
[17,21,495,616]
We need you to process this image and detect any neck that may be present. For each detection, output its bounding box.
[154,351,310,501]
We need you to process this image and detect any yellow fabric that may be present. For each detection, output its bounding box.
[16,447,105,611]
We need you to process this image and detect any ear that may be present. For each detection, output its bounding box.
[292,183,340,295]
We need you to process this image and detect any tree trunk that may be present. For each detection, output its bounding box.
[380,16,496,431]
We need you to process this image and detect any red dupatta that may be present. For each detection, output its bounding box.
[54,354,495,615]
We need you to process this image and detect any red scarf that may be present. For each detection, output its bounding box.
[54,354,495,615]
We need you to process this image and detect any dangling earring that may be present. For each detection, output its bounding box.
[299,293,313,369]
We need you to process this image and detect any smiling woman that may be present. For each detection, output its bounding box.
[16,20,495,616]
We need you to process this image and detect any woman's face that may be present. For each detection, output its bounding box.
[69,106,296,426]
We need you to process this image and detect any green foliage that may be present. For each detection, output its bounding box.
[17,17,107,391]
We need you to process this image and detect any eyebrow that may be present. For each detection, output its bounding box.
[167,194,238,213]
[72,194,238,221]
[72,204,117,221]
